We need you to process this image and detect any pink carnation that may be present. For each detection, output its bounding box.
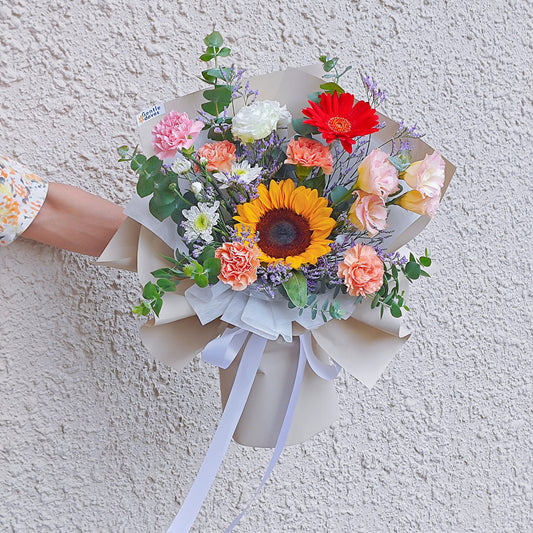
[152,111,204,160]
[396,190,440,217]
[215,242,261,291]
[403,150,445,198]
[356,149,399,198]
[348,191,388,236]
[197,141,237,172]
[285,137,333,175]
[337,244,384,297]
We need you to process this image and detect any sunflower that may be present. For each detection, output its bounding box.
[302,91,379,153]
[234,179,336,269]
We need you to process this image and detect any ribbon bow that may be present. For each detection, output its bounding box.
[167,327,341,533]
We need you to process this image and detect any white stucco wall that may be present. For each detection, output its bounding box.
[0,0,531,531]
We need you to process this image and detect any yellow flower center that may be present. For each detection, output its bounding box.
[327,116,351,134]
[194,213,210,231]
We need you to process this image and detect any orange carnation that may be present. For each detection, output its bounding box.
[197,140,236,172]
[215,241,261,291]
[285,137,333,175]
[337,244,384,297]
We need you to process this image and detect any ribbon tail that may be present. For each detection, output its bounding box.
[166,333,268,533]
[223,332,310,532]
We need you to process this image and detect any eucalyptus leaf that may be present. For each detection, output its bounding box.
[149,196,178,222]
[157,278,177,292]
[203,86,232,104]
[151,268,174,279]
[292,118,319,136]
[194,273,209,288]
[303,173,326,195]
[282,271,308,308]
[405,261,421,280]
[330,185,349,204]
[390,303,402,318]
[152,298,163,317]
[320,82,344,94]
[143,282,159,300]
[204,31,223,48]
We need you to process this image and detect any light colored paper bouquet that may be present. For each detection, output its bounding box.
[99,32,455,532]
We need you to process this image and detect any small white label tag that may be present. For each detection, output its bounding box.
[136,103,165,126]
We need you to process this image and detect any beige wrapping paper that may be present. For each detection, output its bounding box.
[98,67,455,447]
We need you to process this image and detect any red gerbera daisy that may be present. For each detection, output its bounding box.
[302,92,380,153]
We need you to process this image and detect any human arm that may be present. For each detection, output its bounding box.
[0,155,125,256]
[23,182,126,257]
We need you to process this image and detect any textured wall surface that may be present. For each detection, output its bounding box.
[0,0,531,531]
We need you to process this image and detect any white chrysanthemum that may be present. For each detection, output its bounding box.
[171,158,192,174]
[232,100,292,143]
[182,201,220,243]
[213,160,263,186]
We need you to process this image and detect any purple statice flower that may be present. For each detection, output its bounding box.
[192,242,206,258]
[228,225,259,245]
[361,74,387,106]
[256,261,292,290]
[397,120,423,139]
[375,247,408,266]
[399,139,412,152]
[238,132,285,181]
[299,255,343,294]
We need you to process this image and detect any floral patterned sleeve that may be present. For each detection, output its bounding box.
[0,155,48,246]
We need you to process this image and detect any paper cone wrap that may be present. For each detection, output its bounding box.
[98,67,455,448]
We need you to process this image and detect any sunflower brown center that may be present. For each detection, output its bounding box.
[256,208,312,258]
[327,116,351,134]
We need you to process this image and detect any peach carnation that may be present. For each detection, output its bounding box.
[152,111,204,160]
[403,150,445,198]
[197,141,237,172]
[356,149,399,198]
[285,137,333,175]
[396,190,440,217]
[348,191,388,236]
[215,241,261,291]
[337,244,384,297]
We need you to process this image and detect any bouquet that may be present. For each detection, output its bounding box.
[99,32,454,533]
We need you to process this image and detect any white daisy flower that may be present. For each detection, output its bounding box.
[213,160,263,186]
[182,201,220,243]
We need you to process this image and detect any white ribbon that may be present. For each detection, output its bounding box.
[166,328,340,533]
[167,331,266,533]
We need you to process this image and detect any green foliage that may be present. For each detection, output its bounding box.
[370,250,432,318]
[198,31,235,134]
[389,151,412,172]
[330,185,349,204]
[204,31,223,48]
[132,245,223,317]
[282,271,308,308]
[320,82,345,95]
[306,91,322,104]
[302,172,326,196]
[292,118,319,136]
[319,54,352,86]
